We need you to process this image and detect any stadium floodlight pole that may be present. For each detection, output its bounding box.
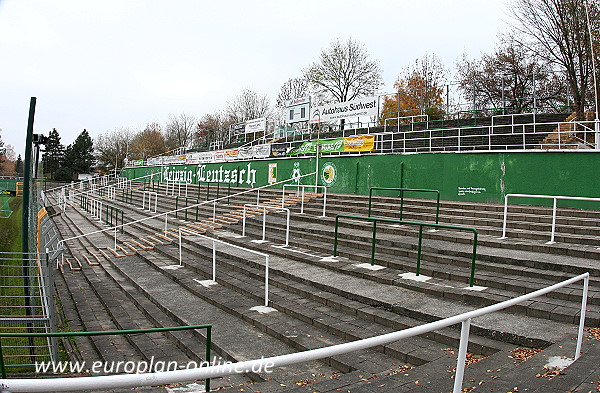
[584,0,599,149]
[22,97,36,362]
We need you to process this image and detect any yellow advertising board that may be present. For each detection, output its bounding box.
[343,135,375,152]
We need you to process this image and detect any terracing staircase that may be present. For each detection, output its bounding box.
[43,183,600,392]
[538,111,596,149]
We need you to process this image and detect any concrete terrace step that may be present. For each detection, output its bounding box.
[234,216,600,326]
[106,253,341,386]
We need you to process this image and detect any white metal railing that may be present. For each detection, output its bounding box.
[126,119,600,169]
[49,172,318,255]
[500,193,600,244]
[165,179,189,197]
[281,185,327,216]
[0,273,589,392]
[140,191,158,213]
[383,114,429,133]
[242,204,290,246]
[177,228,270,306]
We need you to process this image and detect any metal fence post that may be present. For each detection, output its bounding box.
[549,197,558,244]
[371,220,377,265]
[416,225,424,275]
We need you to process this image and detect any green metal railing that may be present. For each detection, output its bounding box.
[175,195,201,221]
[0,324,213,391]
[199,182,231,203]
[105,205,124,233]
[333,214,479,287]
[120,188,133,204]
[368,187,440,224]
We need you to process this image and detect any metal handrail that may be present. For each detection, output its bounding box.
[178,228,270,306]
[47,172,317,254]
[242,204,290,246]
[175,195,201,221]
[0,273,589,393]
[368,187,440,223]
[333,214,478,286]
[500,193,600,243]
[0,324,213,392]
[281,184,328,216]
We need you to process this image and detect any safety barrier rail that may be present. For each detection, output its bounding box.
[0,273,589,393]
[177,228,270,306]
[0,324,213,392]
[368,187,440,223]
[333,214,479,286]
[242,204,290,246]
[281,185,327,216]
[500,193,600,244]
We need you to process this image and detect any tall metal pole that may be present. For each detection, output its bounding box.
[22,97,36,362]
[584,0,599,149]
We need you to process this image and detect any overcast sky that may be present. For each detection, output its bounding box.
[0,0,510,156]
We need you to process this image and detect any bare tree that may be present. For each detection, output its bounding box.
[304,38,383,104]
[511,0,599,120]
[95,128,133,170]
[226,89,272,123]
[276,78,309,108]
[195,111,232,149]
[456,35,568,113]
[164,113,197,150]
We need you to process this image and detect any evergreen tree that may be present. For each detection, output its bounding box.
[15,154,23,177]
[0,128,5,172]
[64,129,94,176]
[41,128,65,179]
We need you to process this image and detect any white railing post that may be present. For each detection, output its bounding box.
[262,207,267,241]
[575,275,589,360]
[114,226,117,250]
[242,205,247,237]
[322,187,327,217]
[285,210,290,246]
[179,228,182,266]
[164,213,168,233]
[500,194,509,239]
[256,188,260,205]
[452,318,472,393]
[264,255,270,306]
[301,187,305,214]
[548,197,558,244]
[213,201,216,223]
[212,240,216,281]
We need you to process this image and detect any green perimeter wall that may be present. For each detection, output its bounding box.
[121,151,600,210]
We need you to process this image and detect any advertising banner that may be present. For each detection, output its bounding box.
[288,138,345,155]
[288,136,375,155]
[253,144,271,159]
[245,117,267,134]
[310,96,377,123]
[343,135,375,152]
[238,146,253,160]
[214,151,226,162]
[225,149,239,161]
[231,122,246,136]
[270,143,288,157]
